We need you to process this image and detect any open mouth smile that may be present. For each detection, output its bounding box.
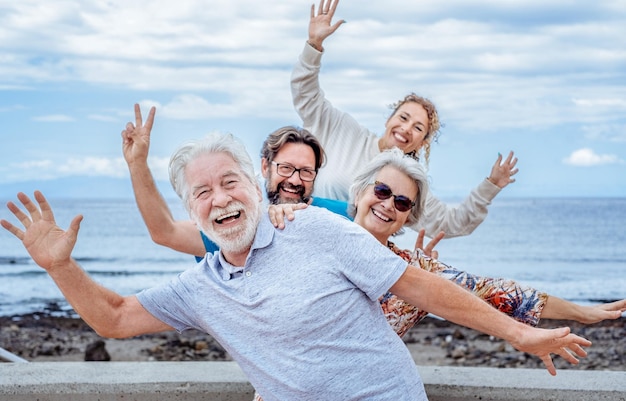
[393,131,409,144]
[215,211,241,224]
[371,208,392,222]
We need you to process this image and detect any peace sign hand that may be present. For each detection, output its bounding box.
[121,103,156,166]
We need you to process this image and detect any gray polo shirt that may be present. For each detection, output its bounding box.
[137,206,426,400]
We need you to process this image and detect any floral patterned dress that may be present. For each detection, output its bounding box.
[252,242,548,401]
[382,241,547,337]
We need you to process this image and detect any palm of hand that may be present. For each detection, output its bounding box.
[24,217,75,270]
[309,18,332,40]
[490,166,511,187]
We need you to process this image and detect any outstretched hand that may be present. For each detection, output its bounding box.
[511,326,591,376]
[577,299,626,324]
[414,229,444,259]
[488,151,518,189]
[1,191,82,271]
[308,0,345,50]
[121,103,156,165]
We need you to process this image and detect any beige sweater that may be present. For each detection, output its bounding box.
[290,42,501,238]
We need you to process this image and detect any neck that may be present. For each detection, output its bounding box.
[374,234,389,246]
[222,248,251,267]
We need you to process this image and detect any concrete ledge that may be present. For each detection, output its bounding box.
[0,362,624,401]
[0,362,254,401]
[420,366,626,401]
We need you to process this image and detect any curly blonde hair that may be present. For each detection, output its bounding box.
[388,93,441,167]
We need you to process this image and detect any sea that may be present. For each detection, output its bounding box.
[0,197,624,317]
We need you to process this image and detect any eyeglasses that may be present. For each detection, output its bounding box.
[371,181,415,212]
[271,161,317,182]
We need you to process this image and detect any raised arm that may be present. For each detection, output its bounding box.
[291,0,348,134]
[122,104,206,257]
[410,151,518,238]
[390,265,591,376]
[291,1,385,201]
[1,191,172,338]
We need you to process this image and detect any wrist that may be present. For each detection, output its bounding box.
[486,176,501,187]
[48,258,76,276]
[127,159,151,175]
[307,40,323,52]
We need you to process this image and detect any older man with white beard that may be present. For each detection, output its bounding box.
[2,132,591,401]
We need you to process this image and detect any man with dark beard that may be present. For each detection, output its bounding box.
[259,125,321,205]
[122,104,346,259]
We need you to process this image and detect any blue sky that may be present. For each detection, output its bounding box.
[1,0,625,201]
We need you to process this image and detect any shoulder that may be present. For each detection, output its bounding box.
[296,205,347,220]
[289,205,353,230]
[311,197,350,218]
[290,207,375,246]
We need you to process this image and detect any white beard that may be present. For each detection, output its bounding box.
[193,200,261,255]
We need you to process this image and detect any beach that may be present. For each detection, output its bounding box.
[2,310,624,371]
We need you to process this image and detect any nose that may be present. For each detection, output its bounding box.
[286,170,304,185]
[211,188,232,208]
[400,120,412,133]
[379,195,395,211]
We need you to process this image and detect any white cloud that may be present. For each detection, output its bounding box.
[57,157,127,177]
[160,94,229,120]
[1,0,624,131]
[573,98,626,108]
[0,155,171,184]
[147,156,171,182]
[14,160,54,169]
[88,114,119,122]
[0,104,26,112]
[0,0,625,197]
[33,114,75,122]
[562,148,623,166]
[582,124,626,143]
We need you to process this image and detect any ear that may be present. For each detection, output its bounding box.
[353,191,361,208]
[261,158,270,179]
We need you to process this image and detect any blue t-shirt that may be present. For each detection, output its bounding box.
[310,196,349,217]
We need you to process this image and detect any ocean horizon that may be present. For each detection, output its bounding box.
[0,196,624,317]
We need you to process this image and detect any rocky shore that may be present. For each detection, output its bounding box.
[1,309,624,371]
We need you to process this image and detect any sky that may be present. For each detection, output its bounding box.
[1,0,625,202]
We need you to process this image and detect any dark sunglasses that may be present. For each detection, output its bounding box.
[372,181,415,212]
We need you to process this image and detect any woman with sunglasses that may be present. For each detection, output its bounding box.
[343,148,623,327]
[291,0,517,239]
[344,148,625,335]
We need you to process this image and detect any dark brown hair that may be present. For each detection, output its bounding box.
[260,126,326,170]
